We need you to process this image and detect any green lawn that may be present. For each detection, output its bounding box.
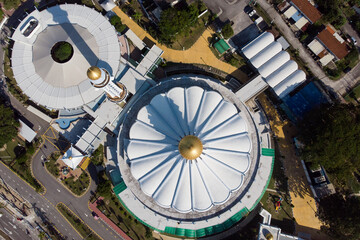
[344,84,360,104]
[94,173,153,240]
[57,203,101,240]
[0,137,25,160]
[45,153,60,177]
[0,137,43,192]
[45,153,90,196]
[63,172,90,196]
[170,12,210,50]
[90,144,104,166]
[260,142,295,234]
[96,194,153,240]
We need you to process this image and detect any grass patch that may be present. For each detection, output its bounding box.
[45,153,90,196]
[63,172,90,196]
[344,84,360,104]
[170,11,210,50]
[57,203,101,240]
[90,144,104,166]
[260,191,295,233]
[260,141,295,234]
[45,153,60,177]
[0,137,43,192]
[94,172,153,240]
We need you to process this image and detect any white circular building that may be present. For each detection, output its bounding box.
[116,75,274,238]
[11,4,121,109]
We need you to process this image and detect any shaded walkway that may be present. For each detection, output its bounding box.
[112,7,248,82]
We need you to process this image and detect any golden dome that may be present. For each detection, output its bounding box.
[87,66,102,80]
[178,135,203,160]
[265,233,273,240]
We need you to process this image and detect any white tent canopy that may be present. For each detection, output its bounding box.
[62,145,85,169]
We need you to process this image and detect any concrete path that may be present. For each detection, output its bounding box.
[258,94,328,240]
[112,7,248,81]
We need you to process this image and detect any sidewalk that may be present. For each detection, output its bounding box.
[112,7,248,82]
[257,94,327,240]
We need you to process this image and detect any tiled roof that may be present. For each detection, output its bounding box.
[317,28,349,59]
[291,0,322,23]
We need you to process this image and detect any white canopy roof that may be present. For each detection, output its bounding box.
[62,145,85,169]
[11,4,121,110]
[126,86,252,213]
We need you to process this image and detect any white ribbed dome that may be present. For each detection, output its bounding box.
[126,86,252,213]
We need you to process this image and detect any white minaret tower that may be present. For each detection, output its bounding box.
[87,66,128,103]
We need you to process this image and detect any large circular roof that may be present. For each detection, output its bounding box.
[11,4,121,109]
[121,79,257,214]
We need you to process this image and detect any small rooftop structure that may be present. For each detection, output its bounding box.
[18,120,37,142]
[236,75,268,103]
[213,39,230,55]
[125,29,145,50]
[317,25,349,59]
[258,224,301,240]
[290,0,321,23]
[62,145,86,170]
[135,45,164,76]
[98,0,116,12]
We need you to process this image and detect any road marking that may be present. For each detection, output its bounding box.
[57,189,61,192]
[4,228,12,234]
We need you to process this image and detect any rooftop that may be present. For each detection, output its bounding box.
[291,0,322,23]
[317,26,349,59]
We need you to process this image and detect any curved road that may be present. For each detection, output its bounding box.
[31,135,124,240]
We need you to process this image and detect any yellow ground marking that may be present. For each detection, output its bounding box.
[257,94,322,232]
[112,7,248,81]
[56,202,104,240]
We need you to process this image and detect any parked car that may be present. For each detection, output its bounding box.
[244,6,253,14]
[351,36,357,45]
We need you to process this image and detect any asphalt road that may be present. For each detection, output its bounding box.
[32,132,124,240]
[0,208,33,240]
[0,163,82,240]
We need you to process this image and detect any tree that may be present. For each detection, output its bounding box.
[318,193,360,239]
[0,99,19,147]
[221,23,234,39]
[315,0,346,28]
[158,4,199,44]
[2,0,20,10]
[110,15,127,33]
[298,104,360,182]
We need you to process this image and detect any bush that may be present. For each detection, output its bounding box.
[110,15,127,33]
[221,23,234,39]
[2,0,20,10]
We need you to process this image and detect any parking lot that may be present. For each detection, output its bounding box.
[203,0,261,49]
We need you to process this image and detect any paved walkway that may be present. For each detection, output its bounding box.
[112,7,248,81]
[89,197,132,240]
[258,94,328,240]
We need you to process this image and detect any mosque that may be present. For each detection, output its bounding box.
[11,3,274,238]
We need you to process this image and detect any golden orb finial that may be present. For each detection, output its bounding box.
[69,156,73,160]
[178,135,203,160]
[87,66,102,80]
[265,233,273,240]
